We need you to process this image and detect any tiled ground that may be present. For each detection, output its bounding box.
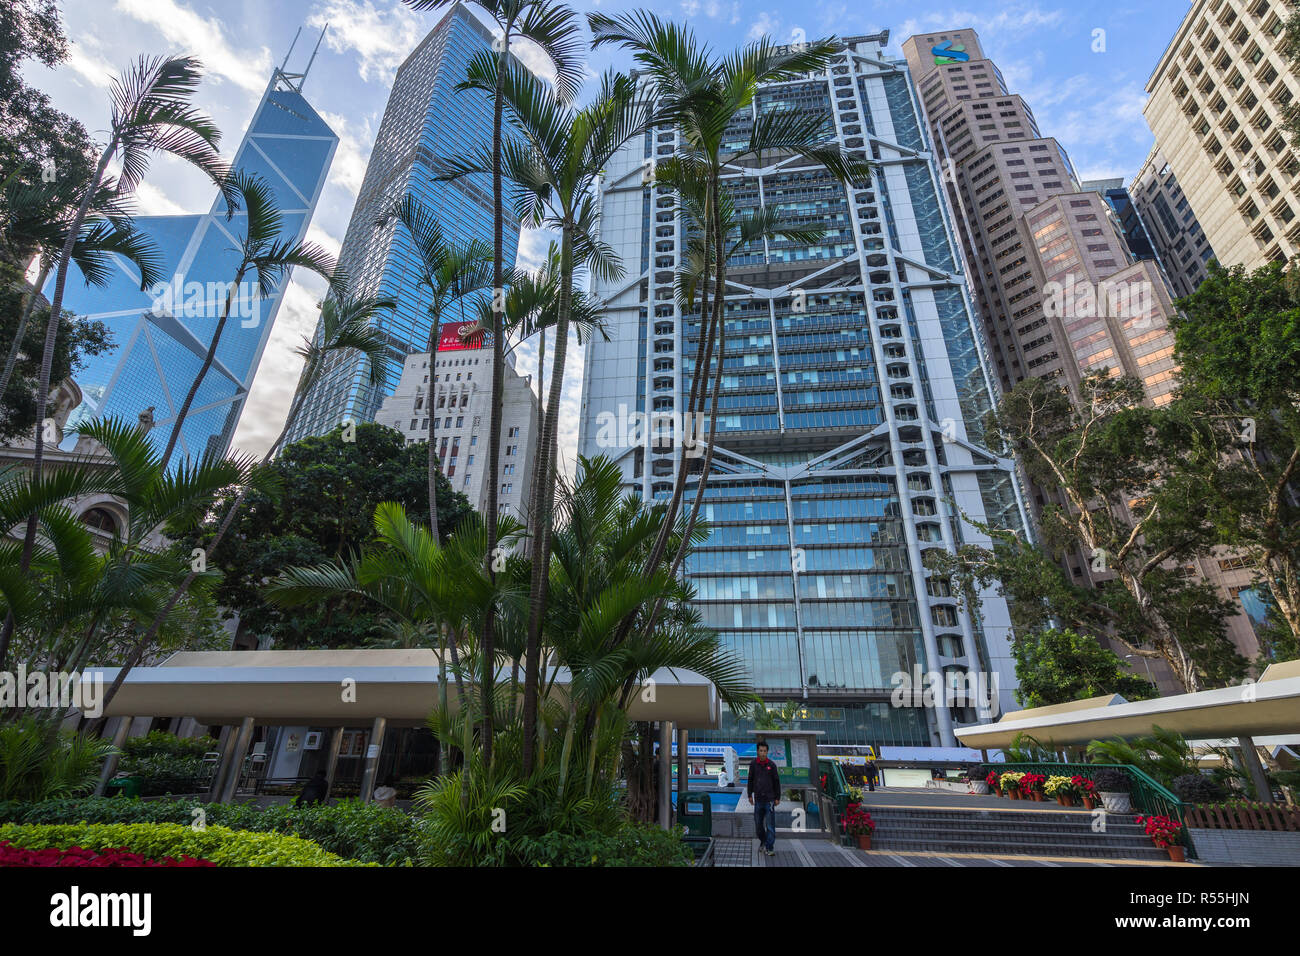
[710,837,1125,867]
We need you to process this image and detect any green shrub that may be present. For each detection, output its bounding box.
[1172,773,1227,804]
[0,822,373,867]
[508,822,694,867]
[0,797,419,865]
[0,717,114,801]
[120,731,219,760]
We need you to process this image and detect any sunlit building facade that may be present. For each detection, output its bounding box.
[578,32,1030,747]
[283,3,521,443]
[48,68,336,462]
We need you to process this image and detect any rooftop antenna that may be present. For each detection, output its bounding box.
[280,27,302,72]
[274,24,327,93]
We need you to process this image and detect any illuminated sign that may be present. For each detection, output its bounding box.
[932,41,969,64]
[438,322,490,352]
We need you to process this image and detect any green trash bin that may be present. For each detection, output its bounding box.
[105,776,141,798]
[677,792,712,838]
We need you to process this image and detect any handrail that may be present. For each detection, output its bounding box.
[986,761,1196,858]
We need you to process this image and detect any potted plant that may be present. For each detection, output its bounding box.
[1000,771,1024,799]
[964,768,990,795]
[1044,775,1075,806]
[1136,814,1185,862]
[842,802,876,850]
[1092,768,1132,813]
[1072,775,1099,810]
[986,769,1002,796]
[1020,772,1047,801]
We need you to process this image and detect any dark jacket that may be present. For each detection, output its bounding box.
[296,774,329,806]
[865,762,880,782]
[747,757,781,804]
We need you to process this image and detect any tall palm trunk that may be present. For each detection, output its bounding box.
[425,319,442,542]
[158,267,245,471]
[522,224,573,773]
[0,262,51,399]
[479,25,515,774]
[20,146,116,571]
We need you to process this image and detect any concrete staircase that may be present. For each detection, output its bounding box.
[862,804,1168,861]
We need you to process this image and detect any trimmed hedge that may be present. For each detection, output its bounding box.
[0,797,419,865]
[0,823,374,867]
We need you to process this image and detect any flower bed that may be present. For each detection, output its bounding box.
[0,841,213,867]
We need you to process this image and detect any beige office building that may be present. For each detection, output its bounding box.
[902,27,1261,668]
[375,340,539,521]
[1145,0,1300,271]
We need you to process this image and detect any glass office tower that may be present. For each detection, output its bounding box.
[283,3,521,442]
[49,66,337,463]
[577,32,1029,747]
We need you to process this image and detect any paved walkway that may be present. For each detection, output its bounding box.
[710,837,1132,867]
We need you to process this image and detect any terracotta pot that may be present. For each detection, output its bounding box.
[1167,846,1185,863]
[856,834,873,850]
[1082,796,1097,810]
[1056,795,1067,806]
[1031,791,1044,802]
[1008,788,1020,800]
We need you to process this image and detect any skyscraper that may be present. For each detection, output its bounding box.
[578,31,1029,747]
[1144,0,1299,272]
[1129,147,1218,301]
[901,28,1181,409]
[282,3,521,443]
[49,55,337,463]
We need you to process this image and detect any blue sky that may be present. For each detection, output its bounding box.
[27,0,1192,468]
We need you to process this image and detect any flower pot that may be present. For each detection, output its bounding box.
[1008,788,1020,800]
[1100,791,1131,813]
[856,834,873,851]
[1167,846,1185,863]
[969,782,989,795]
[1030,791,1044,802]
[1082,796,1097,811]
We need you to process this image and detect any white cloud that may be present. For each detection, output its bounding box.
[748,11,780,42]
[307,0,425,85]
[307,223,343,260]
[317,110,374,199]
[62,39,116,89]
[231,278,326,459]
[112,0,273,94]
[134,182,188,216]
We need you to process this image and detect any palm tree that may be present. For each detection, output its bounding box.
[267,503,527,791]
[0,416,248,684]
[91,293,392,720]
[157,170,336,471]
[22,54,231,568]
[588,12,869,585]
[0,179,163,399]
[388,196,494,542]
[400,0,584,770]
[439,62,652,771]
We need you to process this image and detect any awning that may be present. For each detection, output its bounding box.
[87,649,721,728]
[954,660,1300,750]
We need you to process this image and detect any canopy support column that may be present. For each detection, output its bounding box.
[1238,735,1273,804]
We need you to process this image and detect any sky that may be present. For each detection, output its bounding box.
[26,0,1194,477]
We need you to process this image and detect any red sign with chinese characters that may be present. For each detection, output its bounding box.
[438,322,489,352]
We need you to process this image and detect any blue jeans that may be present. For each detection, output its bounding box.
[753,800,776,850]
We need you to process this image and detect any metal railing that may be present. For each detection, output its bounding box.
[986,761,1195,857]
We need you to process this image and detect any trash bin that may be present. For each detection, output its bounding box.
[105,776,141,798]
[677,792,712,838]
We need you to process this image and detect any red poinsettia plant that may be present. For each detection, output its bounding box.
[841,803,875,836]
[1071,775,1097,796]
[985,770,1000,788]
[0,842,214,867]
[1020,772,1047,793]
[1135,815,1183,849]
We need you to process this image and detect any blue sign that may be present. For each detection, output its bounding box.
[932,42,970,63]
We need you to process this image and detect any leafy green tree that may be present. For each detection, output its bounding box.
[988,372,1245,691]
[1169,260,1300,659]
[175,423,473,650]
[1011,628,1158,708]
[0,261,112,443]
[0,0,97,244]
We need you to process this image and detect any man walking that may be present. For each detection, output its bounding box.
[747,741,781,857]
